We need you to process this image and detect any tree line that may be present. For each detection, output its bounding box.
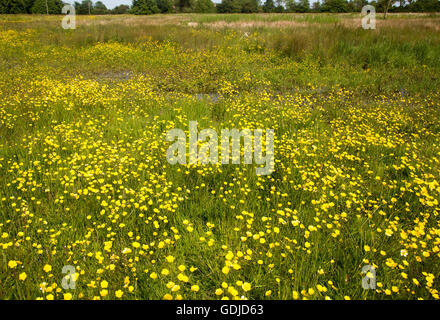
[1,0,439,14]
[0,0,130,14]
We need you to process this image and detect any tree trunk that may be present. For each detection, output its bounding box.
[45,0,49,14]
[384,0,392,19]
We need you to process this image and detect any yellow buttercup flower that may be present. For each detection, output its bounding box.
[222,266,230,274]
[100,289,108,297]
[43,264,52,273]
[242,282,251,292]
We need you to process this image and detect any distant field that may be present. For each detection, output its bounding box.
[1,13,440,300]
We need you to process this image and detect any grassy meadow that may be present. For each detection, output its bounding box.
[1,13,440,300]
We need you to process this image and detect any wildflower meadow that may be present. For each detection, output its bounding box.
[1,12,440,300]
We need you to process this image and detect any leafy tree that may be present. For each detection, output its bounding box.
[1,0,35,13]
[176,0,195,12]
[92,1,108,14]
[285,0,295,11]
[31,0,63,14]
[296,0,310,12]
[321,0,348,12]
[240,0,259,12]
[263,0,276,12]
[216,0,241,12]
[274,4,284,11]
[274,0,285,11]
[75,0,93,14]
[312,0,322,11]
[351,0,368,11]
[112,4,130,13]
[23,0,37,12]
[409,0,440,11]
[156,0,174,12]
[132,0,160,14]
[285,0,309,11]
[194,0,215,12]
[382,0,395,17]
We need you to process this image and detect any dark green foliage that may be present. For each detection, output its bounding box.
[0,0,62,14]
[92,1,108,14]
[285,0,310,12]
[296,0,310,12]
[74,0,93,14]
[409,0,440,11]
[0,0,438,15]
[321,0,348,12]
[31,0,63,14]
[156,0,174,12]
[240,0,259,12]
[71,0,112,15]
[263,0,276,12]
[0,0,21,14]
[311,0,321,11]
[347,0,368,11]
[111,4,130,13]
[217,0,242,12]
[176,0,195,12]
[194,0,215,13]
[274,3,284,11]
[217,0,259,12]
[132,0,160,14]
